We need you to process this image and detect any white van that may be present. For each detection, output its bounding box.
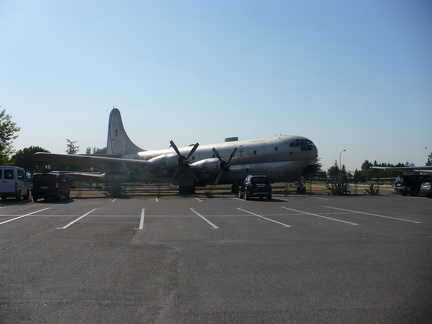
[0,166,30,200]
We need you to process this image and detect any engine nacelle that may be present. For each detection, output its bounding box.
[147,154,178,171]
[190,158,220,174]
[100,172,137,182]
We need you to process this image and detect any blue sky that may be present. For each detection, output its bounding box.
[1,0,431,172]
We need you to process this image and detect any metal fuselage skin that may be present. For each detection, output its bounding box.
[33,109,319,189]
[120,135,318,185]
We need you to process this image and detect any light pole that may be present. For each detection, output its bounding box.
[339,149,346,170]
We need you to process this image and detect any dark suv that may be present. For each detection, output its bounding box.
[394,174,432,196]
[239,175,272,200]
[31,172,71,202]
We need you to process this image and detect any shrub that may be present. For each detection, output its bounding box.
[325,178,351,196]
[364,183,380,195]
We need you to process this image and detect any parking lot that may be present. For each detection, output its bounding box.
[1,195,431,323]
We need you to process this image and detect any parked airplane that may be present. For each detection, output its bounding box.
[34,108,319,194]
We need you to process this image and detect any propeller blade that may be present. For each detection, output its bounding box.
[171,166,181,182]
[169,140,199,182]
[169,140,182,157]
[212,147,238,186]
[187,166,199,182]
[212,147,223,162]
[227,147,237,164]
[187,143,199,160]
[214,171,223,186]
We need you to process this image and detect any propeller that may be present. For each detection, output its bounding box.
[212,147,237,185]
[170,140,199,182]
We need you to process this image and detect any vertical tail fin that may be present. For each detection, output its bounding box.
[107,108,144,155]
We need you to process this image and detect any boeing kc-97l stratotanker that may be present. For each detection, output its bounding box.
[34,108,319,195]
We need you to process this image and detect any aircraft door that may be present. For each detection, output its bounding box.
[238,145,247,174]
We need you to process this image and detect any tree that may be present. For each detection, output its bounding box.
[66,139,79,155]
[427,151,432,166]
[0,109,20,164]
[10,146,50,174]
[85,147,107,155]
[93,147,107,154]
[327,160,340,179]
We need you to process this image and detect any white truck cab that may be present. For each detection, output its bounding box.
[0,166,30,200]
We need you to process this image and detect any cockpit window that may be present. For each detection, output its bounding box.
[290,139,315,151]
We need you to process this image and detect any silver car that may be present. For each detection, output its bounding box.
[419,182,432,198]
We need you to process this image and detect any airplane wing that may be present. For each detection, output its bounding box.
[370,165,432,172]
[33,152,152,174]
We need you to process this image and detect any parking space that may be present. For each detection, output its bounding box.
[0,195,429,235]
[0,195,431,323]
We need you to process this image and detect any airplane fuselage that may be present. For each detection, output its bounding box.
[121,135,318,185]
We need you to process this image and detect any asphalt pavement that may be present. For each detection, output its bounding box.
[0,194,431,323]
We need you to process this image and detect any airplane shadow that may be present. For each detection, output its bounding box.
[235,198,287,203]
[0,198,33,206]
[32,198,75,205]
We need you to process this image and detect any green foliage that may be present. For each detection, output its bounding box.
[327,161,340,179]
[10,146,50,174]
[364,183,380,195]
[66,139,80,155]
[86,147,108,155]
[325,177,351,196]
[0,109,20,164]
[302,158,322,178]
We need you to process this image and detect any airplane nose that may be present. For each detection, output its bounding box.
[313,146,318,159]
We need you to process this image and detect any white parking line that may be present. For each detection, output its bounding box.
[237,208,291,227]
[282,207,358,225]
[323,206,421,224]
[190,208,219,229]
[0,208,50,225]
[137,208,145,230]
[57,208,97,229]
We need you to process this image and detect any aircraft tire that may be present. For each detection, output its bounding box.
[179,185,195,195]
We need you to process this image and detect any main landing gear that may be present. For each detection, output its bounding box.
[296,176,307,194]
